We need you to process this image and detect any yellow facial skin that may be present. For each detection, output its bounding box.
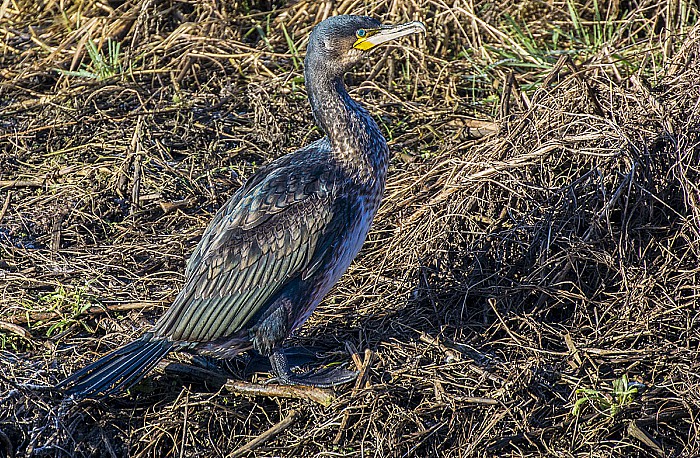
[352,21,427,51]
[352,30,380,50]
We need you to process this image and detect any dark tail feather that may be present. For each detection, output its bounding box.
[57,333,173,399]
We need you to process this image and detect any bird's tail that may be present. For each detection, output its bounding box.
[57,333,173,399]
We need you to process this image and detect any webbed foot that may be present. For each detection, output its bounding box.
[268,349,358,388]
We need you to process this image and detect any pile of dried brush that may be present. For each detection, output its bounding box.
[1,0,698,456]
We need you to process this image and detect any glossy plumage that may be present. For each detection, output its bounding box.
[59,15,426,398]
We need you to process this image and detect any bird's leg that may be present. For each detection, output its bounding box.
[268,349,358,388]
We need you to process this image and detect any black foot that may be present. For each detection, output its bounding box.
[268,349,358,388]
[191,355,224,372]
[242,346,322,376]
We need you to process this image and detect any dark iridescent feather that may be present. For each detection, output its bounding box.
[57,334,172,398]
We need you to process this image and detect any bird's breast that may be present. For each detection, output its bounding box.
[291,186,383,330]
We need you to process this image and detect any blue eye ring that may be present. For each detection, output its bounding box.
[356,29,367,38]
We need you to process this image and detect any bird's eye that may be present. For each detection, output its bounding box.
[356,29,367,38]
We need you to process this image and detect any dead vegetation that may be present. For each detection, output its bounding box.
[1,0,699,456]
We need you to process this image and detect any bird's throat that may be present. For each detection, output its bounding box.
[306,73,387,183]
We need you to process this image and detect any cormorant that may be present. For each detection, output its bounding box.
[58,15,426,398]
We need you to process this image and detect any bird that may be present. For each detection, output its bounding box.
[58,15,426,398]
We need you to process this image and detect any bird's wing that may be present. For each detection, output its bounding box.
[153,157,336,343]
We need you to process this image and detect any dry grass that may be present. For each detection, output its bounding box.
[1,0,699,456]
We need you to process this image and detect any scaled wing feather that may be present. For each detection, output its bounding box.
[155,160,335,343]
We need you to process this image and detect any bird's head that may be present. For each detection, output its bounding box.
[305,15,426,76]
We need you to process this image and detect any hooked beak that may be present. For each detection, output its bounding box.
[353,21,427,51]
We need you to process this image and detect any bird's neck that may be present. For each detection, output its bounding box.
[306,72,388,184]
